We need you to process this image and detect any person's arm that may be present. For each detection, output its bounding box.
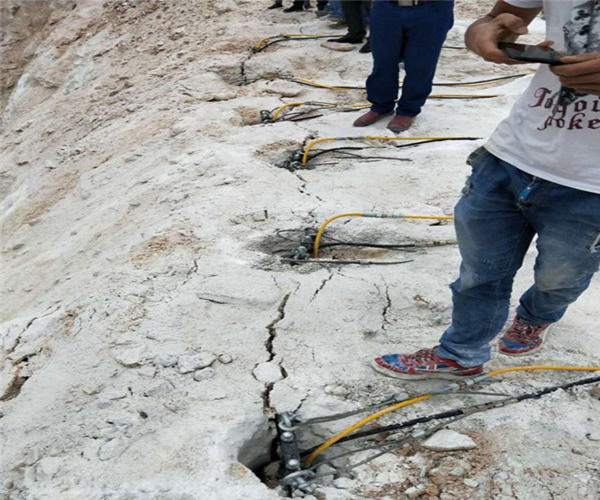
[465,1,542,65]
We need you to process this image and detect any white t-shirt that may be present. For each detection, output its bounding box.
[485,0,600,194]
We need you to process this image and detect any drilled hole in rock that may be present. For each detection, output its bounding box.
[210,63,246,86]
[254,141,304,169]
[254,228,422,265]
[238,422,281,488]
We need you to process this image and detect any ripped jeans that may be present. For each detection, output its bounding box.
[437,147,600,367]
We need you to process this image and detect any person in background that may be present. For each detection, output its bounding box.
[354,0,455,132]
[327,0,371,53]
[372,0,600,379]
[268,0,312,12]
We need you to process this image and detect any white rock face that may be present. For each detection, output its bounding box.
[422,430,478,451]
[1,1,599,499]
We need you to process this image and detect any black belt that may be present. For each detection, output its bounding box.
[390,0,444,6]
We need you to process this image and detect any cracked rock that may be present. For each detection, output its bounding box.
[586,431,600,442]
[404,485,426,498]
[143,380,172,397]
[98,438,126,461]
[35,457,63,480]
[98,389,128,401]
[217,354,233,364]
[333,477,355,489]
[321,41,355,52]
[253,362,283,384]
[193,367,216,381]
[154,354,178,367]
[178,352,216,373]
[422,430,477,451]
[113,345,147,367]
[325,385,348,397]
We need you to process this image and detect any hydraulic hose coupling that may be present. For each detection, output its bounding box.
[261,110,273,123]
[287,149,305,171]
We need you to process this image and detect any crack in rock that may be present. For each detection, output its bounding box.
[377,281,392,332]
[309,270,334,304]
[260,292,291,415]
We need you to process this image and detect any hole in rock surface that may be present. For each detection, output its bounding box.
[237,421,281,489]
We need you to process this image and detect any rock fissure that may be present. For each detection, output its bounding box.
[380,282,392,332]
[310,270,334,303]
[260,292,292,414]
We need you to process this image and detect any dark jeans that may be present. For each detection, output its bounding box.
[437,147,600,366]
[342,0,371,40]
[367,0,454,116]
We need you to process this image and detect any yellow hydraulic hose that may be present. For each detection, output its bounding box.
[301,136,471,165]
[271,101,337,120]
[293,77,358,91]
[255,33,334,51]
[270,95,501,120]
[312,213,455,258]
[290,75,528,91]
[303,365,600,466]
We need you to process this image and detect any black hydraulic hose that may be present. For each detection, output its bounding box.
[300,375,600,457]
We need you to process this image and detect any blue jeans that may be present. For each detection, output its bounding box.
[367,0,454,117]
[328,0,345,19]
[437,147,600,366]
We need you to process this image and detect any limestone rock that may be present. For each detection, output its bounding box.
[178,352,216,373]
[98,438,126,461]
[404,484,426,498]
[113,345,147,367]
[193,367,216,381]
[333,477,355,489]
[154,355,178,367]
[321,41,355,52]
[464,478,480,488]
[586,431,600,442]
[217,354,233,364]
[422,430,477,451]
[252,362,283,384]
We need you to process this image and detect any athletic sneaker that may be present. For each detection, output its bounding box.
[372,347,484,380]
[498,316,551,356]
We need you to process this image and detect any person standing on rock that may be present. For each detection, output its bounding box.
[268,0,314,12]
[372,0,600,379]
[353,0,455,132]
[327,0,372,53]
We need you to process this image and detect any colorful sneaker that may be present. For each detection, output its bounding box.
[372,347,484,380]
[498,316,551,356]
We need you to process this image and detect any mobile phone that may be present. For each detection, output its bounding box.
[498,42,564,66]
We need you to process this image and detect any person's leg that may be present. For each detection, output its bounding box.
[317,0,328,11]
[366,1,404,114]
[434,149,538,367]
[374,148,537,379]
[328,0,345,20]
[342,0,367,40]
[516,183,600,324]
[395,1,454,117]
[284,0,306,12]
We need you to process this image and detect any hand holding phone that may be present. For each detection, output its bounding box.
[498,42,564,66]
